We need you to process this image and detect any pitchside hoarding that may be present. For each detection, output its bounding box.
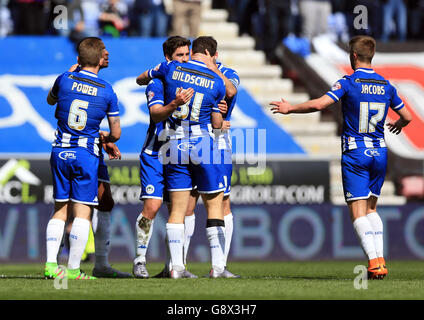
[1,203,424,262]
[0,158,330,206]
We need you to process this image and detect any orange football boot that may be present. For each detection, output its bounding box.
[377,257,388,279]
[367,258,382,280]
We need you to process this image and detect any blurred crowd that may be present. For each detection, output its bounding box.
[0,0,423,54]
[0,0,203,40]
[215,0,424,61]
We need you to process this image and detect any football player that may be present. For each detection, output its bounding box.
[132,36,194,278]
[44,37,121,280]
[65,48,132,279]
[148,36,229,278]
[270,35,412,280]
[182,56,241,278]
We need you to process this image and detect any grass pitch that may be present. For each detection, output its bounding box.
[0,261,423,300]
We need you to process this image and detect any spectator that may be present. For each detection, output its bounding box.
[298,0,332,40]
[99,0,129,37]
[406,0,424,40]
[1,0,14,36]
[135,0,168,37]
[235,0,258,36]
[344,1,383,40]
[263,0,296,60]
[79,0,101,37]
[381,0,407,42]
[13,0,46,35]
[172,0,201,38]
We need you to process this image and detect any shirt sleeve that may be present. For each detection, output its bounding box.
[224,68,240,89]
[148,61,170,80]
[49,73,65,99]
[107,88,120,117]
[325,77,348,102]
[146,80,165,108]
[389,83,405,111]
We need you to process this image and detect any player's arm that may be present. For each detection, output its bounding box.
[204,54,237,99]
[101,116,121,143]
[47,89,58,105]
[47,73,66,105]
[136,70,151,86]
[270,94,335,114]
[136,62,169,86]
[150,87,194,123]
[386,106,412,135]
[211,111,223,129]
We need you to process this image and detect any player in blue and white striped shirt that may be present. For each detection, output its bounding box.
[270,36,412,280]
[44,37,121,280]
[184,59,241,278]
[133,36,194,278]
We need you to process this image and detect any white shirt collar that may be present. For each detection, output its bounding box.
[79,70,98,78]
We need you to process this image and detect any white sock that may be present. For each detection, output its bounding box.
[353,216,377,260]
[94,210,111,269]
[46,219,65,264]
[134,212,154,264]
[366,211,384,258]
[68,217,90,270]
[206,226,226,273]
[164,233,172,272]
[224,213,233,266]
[183,214,196,265]
[92,209,98,233]
[166,223,185,271]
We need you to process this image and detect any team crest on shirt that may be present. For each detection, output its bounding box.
[147,91,155,102]
[331,81,341,91]
[146,184,155,194]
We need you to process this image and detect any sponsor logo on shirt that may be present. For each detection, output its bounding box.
[364,148,380,157]
[58,151,76,160]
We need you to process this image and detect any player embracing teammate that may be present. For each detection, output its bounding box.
[134,36,240,278]
[271,35,412,279]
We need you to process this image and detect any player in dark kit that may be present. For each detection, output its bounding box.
[270,35,412,280]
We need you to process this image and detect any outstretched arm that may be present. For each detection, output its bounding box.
[270,94,335,114]
[386,106,412,135]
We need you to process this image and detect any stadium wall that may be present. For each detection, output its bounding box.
[1,203,424,262]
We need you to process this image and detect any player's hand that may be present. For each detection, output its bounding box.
[204,50,218,71]
[175,87,194,106]
[99,130,110,143]
[102,141,122,160]
[386,120,404,135]
[270,99,291,114]
[218,99,228,114]
[222,120,231,130]
[68,64,80,72]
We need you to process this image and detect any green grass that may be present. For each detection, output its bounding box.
[1,261,424,300]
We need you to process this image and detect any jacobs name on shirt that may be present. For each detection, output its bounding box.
[361,84,385,95]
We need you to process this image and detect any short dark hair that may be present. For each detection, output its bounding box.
[77,37,105,67]
[192,36,217,56]
[162,36,191,59]
[349,35,376,63]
